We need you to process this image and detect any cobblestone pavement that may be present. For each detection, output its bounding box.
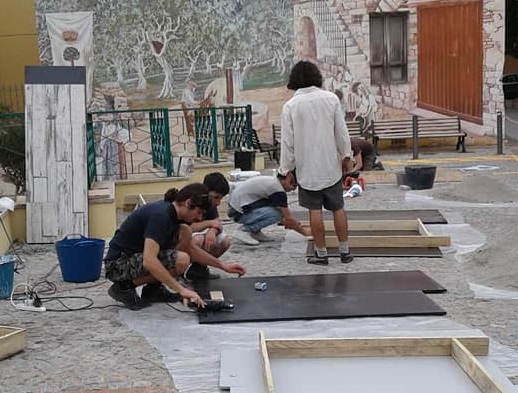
[2,142,518,392]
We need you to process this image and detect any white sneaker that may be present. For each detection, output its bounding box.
[250,231,274,242]
[231,229,259,245]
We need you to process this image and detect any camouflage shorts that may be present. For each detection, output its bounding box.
[104,249,177,282]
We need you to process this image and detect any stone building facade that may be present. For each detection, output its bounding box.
[293,0,505,136]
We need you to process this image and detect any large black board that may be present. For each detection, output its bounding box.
[291,209,448,224]
[197,291,445,324]
[193,271,446,324]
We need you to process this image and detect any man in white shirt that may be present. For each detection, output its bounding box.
[278,61,354,265]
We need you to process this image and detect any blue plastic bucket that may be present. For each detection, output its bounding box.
[55,235,105,283]
[0,255,15,299]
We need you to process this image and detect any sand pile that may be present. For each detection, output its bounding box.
[431,174,518,204]
[460,230,518,291]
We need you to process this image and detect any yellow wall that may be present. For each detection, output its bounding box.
[114,164,234,208]
[0,213,14,254]
[0,0,39,108]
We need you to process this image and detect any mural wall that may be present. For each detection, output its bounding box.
[33,0,505,137]
[33,0,383,132]
[34,0,295,127]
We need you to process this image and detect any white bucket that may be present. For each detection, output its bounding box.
[172,153,194,177]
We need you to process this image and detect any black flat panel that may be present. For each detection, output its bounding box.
[306,241,443,258]
[193,270,446,298]
[25,66,86,85]
[197,290,446,324]
[291,209,447,224]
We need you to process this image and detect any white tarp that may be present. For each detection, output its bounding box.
[45,12,94,103]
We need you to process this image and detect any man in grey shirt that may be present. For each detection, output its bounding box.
[228,173,310,245]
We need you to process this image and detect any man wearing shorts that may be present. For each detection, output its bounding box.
[279,61,354,265]
[104,183,245,310]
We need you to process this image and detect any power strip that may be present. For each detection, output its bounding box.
[14,300,46,312]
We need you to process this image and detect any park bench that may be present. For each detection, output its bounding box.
[368,115,466,157]
[271,120,366,148]
[248,128,280,163]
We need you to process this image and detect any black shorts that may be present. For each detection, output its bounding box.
[298,179,344,211]
[104,249,177,282]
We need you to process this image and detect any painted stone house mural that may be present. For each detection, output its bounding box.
[33,0,505,139]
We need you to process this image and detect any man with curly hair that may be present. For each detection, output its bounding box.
[278,61,354,265]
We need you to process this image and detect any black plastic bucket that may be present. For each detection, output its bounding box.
[404,165,437,190]
[234,151,255,171]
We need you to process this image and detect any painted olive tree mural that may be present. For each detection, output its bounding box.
[34,0,294,103]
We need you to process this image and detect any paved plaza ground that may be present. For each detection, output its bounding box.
[2,140,518,392]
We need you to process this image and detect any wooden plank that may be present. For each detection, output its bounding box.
[323,234,450,248]
[56,161,73,238]
[451,339,505,393]
[55,84,72,162]
[70,85,88,220]
[210,291,224,301]
[0,326,27,360]
[72,212,86,238]
[26,203,41,244]
[88,188,112,200]
[301,219,418,232]
[264,337,489,359]
[259,331,275,393]
[417,219,431,237]
[41,202,58,238]
[28,85,48,178]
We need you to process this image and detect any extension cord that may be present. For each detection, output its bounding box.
[14,300,46,312]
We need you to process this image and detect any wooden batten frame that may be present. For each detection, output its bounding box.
[0,326,27,360]
[259,331,275,393]
[323,234,450,248]
[417,218,432,236]
[301,219,419,232]
[257,334,506,393]
[302,218,450,248]
[136,194,147,210]
[209,291,224,301]
[451,339,506,393]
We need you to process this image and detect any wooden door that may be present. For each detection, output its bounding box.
[25,66,88,243]
[417,1,483,124]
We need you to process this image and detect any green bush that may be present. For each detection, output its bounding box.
[0,105,25,194]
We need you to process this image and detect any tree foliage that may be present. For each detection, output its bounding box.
[0,106,25,194]
[34,0,294,86]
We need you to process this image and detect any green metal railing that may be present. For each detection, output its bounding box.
[87,104,253,184]
[194,106,219,162]
[85,113,96,188]
[149,109,172,176]
[223,104,253,150]
[1,106,253,190]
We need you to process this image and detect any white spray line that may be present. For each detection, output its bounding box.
[469,283,518,300]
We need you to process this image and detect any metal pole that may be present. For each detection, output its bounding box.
[412,114,419,159]
[496,111,503,155]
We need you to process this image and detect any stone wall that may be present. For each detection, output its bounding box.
[482,0,506,135]
[293,0,506,135]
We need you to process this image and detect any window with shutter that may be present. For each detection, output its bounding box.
[369,12,408,84]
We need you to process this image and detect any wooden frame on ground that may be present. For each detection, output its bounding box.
[301,219,450,248]
[0,326,27,360]
[258,332,505,393]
